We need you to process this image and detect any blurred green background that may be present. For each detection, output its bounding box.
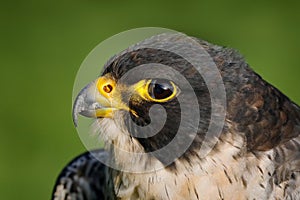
[0,0,299,199]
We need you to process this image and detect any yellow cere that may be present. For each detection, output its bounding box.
[96,76,116,99]
[95,74,138,118]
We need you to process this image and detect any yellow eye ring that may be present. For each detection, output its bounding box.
[135,79,177,102]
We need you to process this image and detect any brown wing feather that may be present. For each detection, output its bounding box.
[196,38,300,152]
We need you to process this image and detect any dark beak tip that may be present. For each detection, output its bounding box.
[72,111,79,127]
[72,94,82,128]
[72,81,97,128]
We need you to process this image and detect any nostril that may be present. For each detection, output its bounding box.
[103,84,113,93]
[92,102,102,110]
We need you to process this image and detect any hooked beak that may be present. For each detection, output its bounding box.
[72,79,118,127]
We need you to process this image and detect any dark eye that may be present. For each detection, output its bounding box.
[148,79,175,100]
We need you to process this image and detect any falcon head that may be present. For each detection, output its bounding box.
[72,34,215,168]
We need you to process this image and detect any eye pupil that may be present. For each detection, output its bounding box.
[148,80,174,100]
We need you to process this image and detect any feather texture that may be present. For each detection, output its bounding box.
[53,35,300,199]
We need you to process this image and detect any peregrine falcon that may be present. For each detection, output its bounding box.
[52,33,300,200]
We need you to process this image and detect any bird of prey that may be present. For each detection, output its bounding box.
[52,33,300,200]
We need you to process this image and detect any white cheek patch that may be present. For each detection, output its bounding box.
[92,118,122,143]
[92,118,145,153]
